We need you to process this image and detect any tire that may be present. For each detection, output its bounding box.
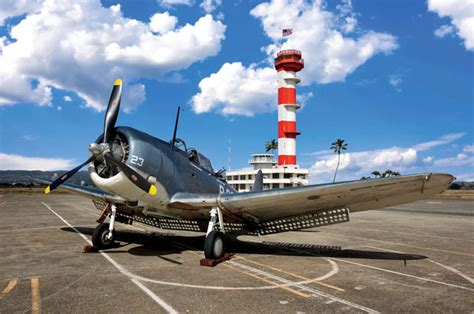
[204,231,225,259]
[92,223,115,249]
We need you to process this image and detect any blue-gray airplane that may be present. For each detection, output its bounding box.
[40,80,454,260]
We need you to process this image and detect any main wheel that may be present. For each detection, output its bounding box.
[92,223,115,249]
[204,231,225,259]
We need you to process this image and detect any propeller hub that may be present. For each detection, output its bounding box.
[88,143,109,159]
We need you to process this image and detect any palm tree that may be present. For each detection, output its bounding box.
[330,138,348,183]
[371,170,381,178]
[265,139,278,155]
[382,170,401,178]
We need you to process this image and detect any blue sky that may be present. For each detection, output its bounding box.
[0,0,473,183]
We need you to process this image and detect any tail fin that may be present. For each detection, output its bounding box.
[252,170,263,191]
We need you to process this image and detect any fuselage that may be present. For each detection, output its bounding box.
[89,126,235,217]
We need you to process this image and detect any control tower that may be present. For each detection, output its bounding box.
[225,49,309,192]
[274,50,304,166]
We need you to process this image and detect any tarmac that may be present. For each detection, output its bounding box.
[0,192,473,313]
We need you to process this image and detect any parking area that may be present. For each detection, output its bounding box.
[0,192,473,313]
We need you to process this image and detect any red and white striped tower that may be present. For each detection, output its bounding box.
[274,49,304,166]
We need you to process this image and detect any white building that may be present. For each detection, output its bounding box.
[226,154,309,192]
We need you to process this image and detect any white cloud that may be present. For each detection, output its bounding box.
[463,144,474,153]
[22,134,40,141]
[0,153,74,170]
[412,132,465,151]
[159,0,193,7]
[149,12,177,34]
[191,0,397,116]
[428,0,474,51]
[57,106,62,111]
[200,0,222,13]
[0,0,42,26]
[423,156,434,164]
[388,74,402,92]
[191,62,276,116]
[0,1,226,112]
[306,132,467,183]
[434,24,454,38]
[309,147,417,183]
[433,153,474,167]
[63,96,72,102]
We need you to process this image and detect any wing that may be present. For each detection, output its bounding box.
[170,173,454,222]
[32,178,126,204]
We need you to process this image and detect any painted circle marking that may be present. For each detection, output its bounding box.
[125,257,338,291]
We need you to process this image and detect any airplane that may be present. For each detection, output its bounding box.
[38,79,454,260]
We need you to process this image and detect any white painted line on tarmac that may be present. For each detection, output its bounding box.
[331,257,474,292]
[429,260,474,284]
[41,202,177,314]
[228,260,379,314]
[365,245,474,285]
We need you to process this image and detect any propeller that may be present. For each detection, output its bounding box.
[44,79,157,196]
[103,79,122,144]
[44,156,94,194]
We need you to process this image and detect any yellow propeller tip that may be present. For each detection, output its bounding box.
[44,186,51,194]
[114,79,122,86]
[149,185,157,196]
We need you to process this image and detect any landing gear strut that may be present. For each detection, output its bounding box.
[92,204,117,249]
[204,207,225,259]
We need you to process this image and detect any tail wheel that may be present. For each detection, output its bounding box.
[92,223,115,249]
[204,231,225,259]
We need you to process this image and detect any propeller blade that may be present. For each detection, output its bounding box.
[45,156,94,194]
[103,153,157,196]
[103,79,122,144]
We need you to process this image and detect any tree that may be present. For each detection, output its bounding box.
[382,170,401,178]
[330,138,348,183]
[371,169,401,178]
[371,170,381,178]
[265,139,278,155]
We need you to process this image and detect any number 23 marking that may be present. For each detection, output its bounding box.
[130,155,144,166]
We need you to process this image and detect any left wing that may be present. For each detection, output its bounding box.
[169,173,454,222]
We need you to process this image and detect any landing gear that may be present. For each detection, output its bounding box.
[92,204,117,249]
[204,230,225,259]
[204,207,226,259]
[92,223,115,249]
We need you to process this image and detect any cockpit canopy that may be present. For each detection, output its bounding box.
[172,138,215,173]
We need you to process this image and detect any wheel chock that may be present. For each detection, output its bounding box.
[83,245,99,253]
[200,253,235,267]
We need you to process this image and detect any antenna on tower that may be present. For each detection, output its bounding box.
[227,138,232,171]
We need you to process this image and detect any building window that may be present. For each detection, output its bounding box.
[297,174,306,179]
[263,184,270,190]
[233,175,238,180]
[272,173,279,179]
[240,175,246,180]
[227,176,232,180]
[284,183,292,188]
[272,183,279,189]
[239,184,246,190]
[248,174,253,180]
[284,173,291,179]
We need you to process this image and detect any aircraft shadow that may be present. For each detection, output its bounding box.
[61,227,427,261]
